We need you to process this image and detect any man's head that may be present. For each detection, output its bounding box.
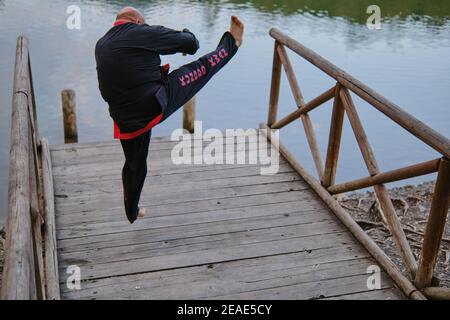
[116,6,145,24]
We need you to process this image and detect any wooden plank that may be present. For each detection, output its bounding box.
[62,254,380,299]
[54,161,293,189]
[50,136,171,151]
[58,220,347,268]
[60,245,371,298]
[51,137,265,167]
[62,244,369,291]
[54,181,309,214]
[55,190,325,231]
[53,167,300,197]
[57,182,313,217]
[51,144,273,178]
[51,141,264,170]
[56,207,334,254]
[53,164,294,195]
[41,138,60,300]
[50,131,258,152]
[214,272,394,300]
[58,230,360,281]
[56,192,324,229]
[56,207,332,255]
[53,159,288,185]
[54,170,300,203]
[56,201,333,241]
[65,261,397,300]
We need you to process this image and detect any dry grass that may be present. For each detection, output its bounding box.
[340,181,450,288]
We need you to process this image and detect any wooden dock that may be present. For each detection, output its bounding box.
[51,135,403,300]
[2,30,450,300]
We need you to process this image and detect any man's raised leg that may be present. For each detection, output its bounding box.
[160,16,244,121]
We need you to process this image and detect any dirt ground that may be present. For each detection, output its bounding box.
[339,181,450,288]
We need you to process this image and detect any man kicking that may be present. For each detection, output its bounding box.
[95,7,244,223]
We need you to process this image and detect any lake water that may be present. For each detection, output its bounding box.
[1,0,450,223]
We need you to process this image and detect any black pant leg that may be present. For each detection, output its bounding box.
[161,32,239,121]
[120,130,152,223]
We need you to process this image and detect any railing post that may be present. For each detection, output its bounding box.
[61,89,78,144]
[321,83,344,187]
[1,36,36,300]
[339,87,418,277]
[276,44,324,177]
[415,158,450,289]
[267,41,282,127]
[183,96,196,133]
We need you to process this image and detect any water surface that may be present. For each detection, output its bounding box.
[1,0,450,223]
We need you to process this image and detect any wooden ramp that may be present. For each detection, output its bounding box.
[51,132,404,300]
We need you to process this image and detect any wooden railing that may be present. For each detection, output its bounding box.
[262,28,450,300]
[1,37,60,300]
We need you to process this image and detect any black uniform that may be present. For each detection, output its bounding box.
[95,21,239,223]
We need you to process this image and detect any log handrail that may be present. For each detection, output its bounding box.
[266,28,450,299]
[1,36,58,300]
[1,36,36,300]
[269,28,450,159]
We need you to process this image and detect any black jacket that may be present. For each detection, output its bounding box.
[95,22,199,133]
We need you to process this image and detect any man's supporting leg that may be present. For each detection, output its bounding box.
[120,130,152,223]
[161,31,239,121]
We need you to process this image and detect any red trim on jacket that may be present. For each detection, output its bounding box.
[113,19,131,27]
[114,113,163,140]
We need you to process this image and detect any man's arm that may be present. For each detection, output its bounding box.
[145,25,199,55]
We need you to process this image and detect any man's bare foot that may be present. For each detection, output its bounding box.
[138,208,146,219]
[230,15,244,47]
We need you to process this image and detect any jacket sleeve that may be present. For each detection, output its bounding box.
[145,25,200,55]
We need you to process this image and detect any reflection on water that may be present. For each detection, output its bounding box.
[0,0,449,222]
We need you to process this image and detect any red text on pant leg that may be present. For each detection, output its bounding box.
[208,57,216,67]
[178,64,207,87]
